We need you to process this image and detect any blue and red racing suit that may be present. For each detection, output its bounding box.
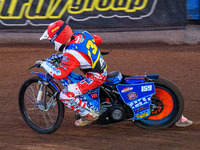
[41,31,107,116]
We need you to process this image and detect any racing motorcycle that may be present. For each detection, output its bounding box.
[18,53,184,134]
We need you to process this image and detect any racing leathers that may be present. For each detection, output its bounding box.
[40,31,107,117]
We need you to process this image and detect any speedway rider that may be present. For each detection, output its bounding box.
[37,20,107,127]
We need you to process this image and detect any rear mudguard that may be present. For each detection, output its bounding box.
[147,74,159,80]
[31,72,61,92]
[124,74,159,84]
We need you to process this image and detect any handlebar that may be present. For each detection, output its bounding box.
[28,56,60,70]
[28,65,36,70]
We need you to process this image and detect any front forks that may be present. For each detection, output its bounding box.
[37,81,44,104]
[36,81,58,111]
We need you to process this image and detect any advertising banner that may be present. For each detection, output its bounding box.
[0,0,186,32]
[187,0,200,20]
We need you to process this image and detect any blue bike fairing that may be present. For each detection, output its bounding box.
[116,82,155,120]
[67,30,101,69]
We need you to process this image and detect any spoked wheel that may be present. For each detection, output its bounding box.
[135,77,184,129]
[18,76,64,134]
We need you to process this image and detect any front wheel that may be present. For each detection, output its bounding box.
[18,76,65,134]
[135,77,184,129]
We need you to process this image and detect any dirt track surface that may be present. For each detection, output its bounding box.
[0,43,200,150]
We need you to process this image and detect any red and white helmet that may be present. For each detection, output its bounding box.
[40,20,73,51]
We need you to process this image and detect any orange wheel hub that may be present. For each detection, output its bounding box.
[148,88,174,120]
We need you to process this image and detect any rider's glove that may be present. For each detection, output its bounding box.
[35,60,44,68]
[45,54,56,61]
[45,54,63,63]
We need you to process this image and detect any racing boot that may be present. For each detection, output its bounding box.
[75,109,99,127]
[175,115,193,127]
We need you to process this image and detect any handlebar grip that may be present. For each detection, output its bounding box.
[28,65,36,70]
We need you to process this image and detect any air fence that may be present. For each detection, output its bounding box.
[0,0,199,45]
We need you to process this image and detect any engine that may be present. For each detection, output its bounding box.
[96,105,126,125]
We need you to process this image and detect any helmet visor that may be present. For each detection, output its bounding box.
[40,30,50,40]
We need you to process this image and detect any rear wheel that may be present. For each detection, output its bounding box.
[18,76,65,134]
[135,77,184,129]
